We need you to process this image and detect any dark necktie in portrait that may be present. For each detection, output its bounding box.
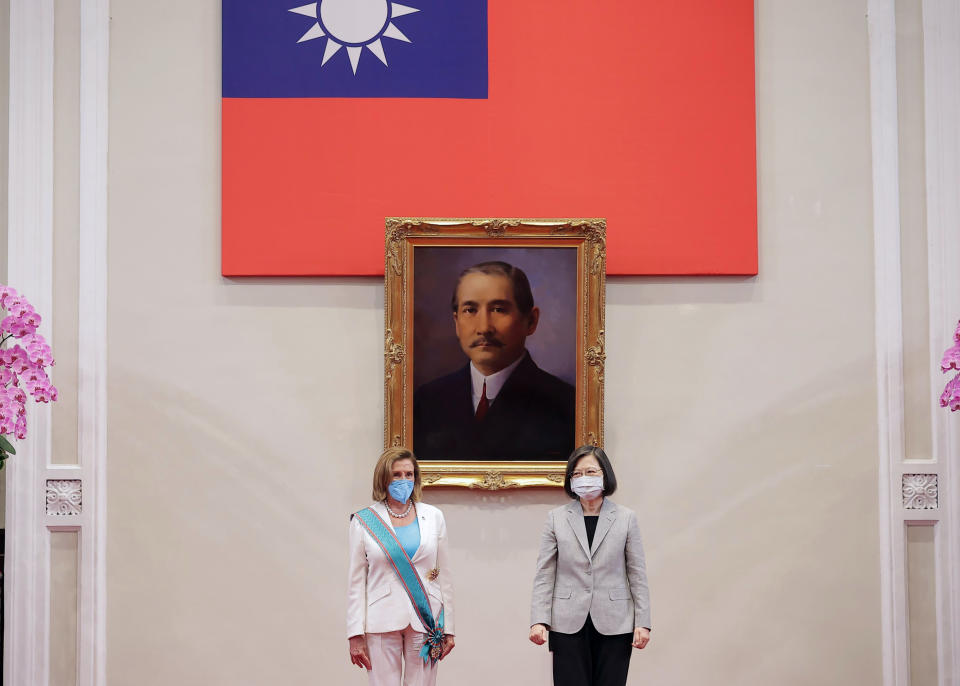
[414,351,576,461]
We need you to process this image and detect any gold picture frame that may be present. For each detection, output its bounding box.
[384,218,606,489]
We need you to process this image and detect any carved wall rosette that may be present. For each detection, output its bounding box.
[46,479,82,515]
[902,474,938,509]
[384,218,606,489]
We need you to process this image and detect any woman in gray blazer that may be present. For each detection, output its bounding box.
[529,446,651,686]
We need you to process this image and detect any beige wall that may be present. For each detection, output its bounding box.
[106,1,880,684]
[896,0,932,463]
[51,0,82,467]
[894,1,941,683]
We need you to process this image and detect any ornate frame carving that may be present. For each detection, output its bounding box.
[384,218,606,489]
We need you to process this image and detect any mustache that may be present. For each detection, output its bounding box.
[470,337,504,348]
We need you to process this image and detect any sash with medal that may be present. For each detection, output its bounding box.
[353,507,446,664]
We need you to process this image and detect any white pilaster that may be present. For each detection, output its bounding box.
[923,2,960,683]
[76,0,109,684]
[868,0,908,684]
[5,2,54,685]
[4,1,109,685]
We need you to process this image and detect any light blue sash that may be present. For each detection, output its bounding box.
[353,507,446,663]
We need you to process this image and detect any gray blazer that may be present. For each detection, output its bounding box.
[530,499,651,635]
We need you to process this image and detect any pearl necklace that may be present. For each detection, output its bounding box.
[385,499,414,518]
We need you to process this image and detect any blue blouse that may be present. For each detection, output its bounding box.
[394,518,421,560]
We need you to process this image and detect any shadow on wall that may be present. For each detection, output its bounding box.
[213,275,759,311]
[108,362,360,574]
[108,337,879,683]
[603,351,879,681]
[607,275,759,306]
[217,276,384,309]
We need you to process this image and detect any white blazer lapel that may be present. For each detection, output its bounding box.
[566,501,591,560]
[369,501,391,529]
[367,501,428,564]
[411,504,431,563]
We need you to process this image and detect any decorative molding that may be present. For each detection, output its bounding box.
[922,0,960,682]
[383,218,605,488]
[5,2,110,686]
[867,1,908,685]
[467,472,518,491]
[5,2,55,686]
[902,474,938,510]
[384,219,439,275]
[384,223,410,276]
[478,219,519,237]
[586,330,606,384]
[45,480,83,515]
[869,0,960,682]
[384,329,404,381]
[417,461,567,489]
[76,0,110,682]
[558,220,606,273]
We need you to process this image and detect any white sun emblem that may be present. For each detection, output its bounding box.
[289,0,419,74]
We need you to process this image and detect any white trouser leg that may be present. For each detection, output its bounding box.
[401,625,438,686]
[366,631,403,686]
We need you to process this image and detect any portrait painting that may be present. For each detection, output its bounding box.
[384,219,606,489]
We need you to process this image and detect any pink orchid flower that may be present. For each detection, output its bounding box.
[0,285,59,456]
[940,371,960,411]
[942,343,960,372]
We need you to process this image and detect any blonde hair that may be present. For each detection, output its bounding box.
[372,447,423,502]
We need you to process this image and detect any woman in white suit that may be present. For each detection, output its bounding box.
[347,447,455,686]
[529,445,651,686]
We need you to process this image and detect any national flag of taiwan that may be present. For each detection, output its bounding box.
[222,0,756,276]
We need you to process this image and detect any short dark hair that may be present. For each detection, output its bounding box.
[563,445,618,499]
[450,261,535,315]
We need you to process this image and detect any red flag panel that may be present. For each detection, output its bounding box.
[222,0,756,275]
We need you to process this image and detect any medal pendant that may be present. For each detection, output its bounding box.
[427,568,440,581]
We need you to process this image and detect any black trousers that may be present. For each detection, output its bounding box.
[548,615,632,686]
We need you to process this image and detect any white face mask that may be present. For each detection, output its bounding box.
[571,475,604,500]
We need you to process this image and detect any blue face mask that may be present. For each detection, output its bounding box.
[388,479,415,504]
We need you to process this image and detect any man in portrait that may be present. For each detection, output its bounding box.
[413,261,576,461]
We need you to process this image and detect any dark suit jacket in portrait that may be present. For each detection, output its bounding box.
[413,353,576,461]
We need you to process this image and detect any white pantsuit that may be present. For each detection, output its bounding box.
[347,501,455,685]
[366,626,437,686]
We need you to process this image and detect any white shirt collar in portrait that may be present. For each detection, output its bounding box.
[470,351,526,411]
